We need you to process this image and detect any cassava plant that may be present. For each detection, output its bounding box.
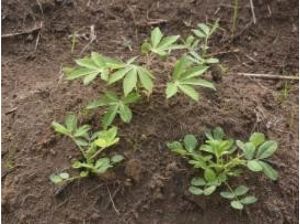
[63,21,220,127]
[50,114,124,184]
[167,127,278,210]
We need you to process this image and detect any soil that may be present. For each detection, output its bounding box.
[1,0,299,223]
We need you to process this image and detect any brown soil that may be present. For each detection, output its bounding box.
[2,0,299,223]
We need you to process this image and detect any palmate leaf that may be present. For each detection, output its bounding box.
[141,27,183,56]
[166,57,215,101]
[187,51,219,65]
[108,58,154,96]
[192,21,219,40]
[64,52,122,84]
[87,91,140,128]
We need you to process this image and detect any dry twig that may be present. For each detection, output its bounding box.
[234,72,299,80]
[249,0,257,24]
[2,21,43,38]
[106,185,120,215]
[80,25,96,56]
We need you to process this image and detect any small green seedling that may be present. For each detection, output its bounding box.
[167,127,278,210]
[166,56,216,101]
[141,27,183,57]
[87,91,140,129]
[50,114,124,184]
[192,21,219,56]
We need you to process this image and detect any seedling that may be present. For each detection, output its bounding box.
[141,27,183,57]
[87,91,140,129]
[192,21,219,56]
[167,127,278,210]
[50,114,124,184]
[166,56,216,101]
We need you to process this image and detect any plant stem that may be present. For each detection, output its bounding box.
[70,136,88,159]
[90,147,106,160]
[231,0,239,37]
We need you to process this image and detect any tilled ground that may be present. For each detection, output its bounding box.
[2,0,299,223]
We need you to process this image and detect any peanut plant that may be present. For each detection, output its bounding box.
[63,22,220,128]
[50,114,124,184]
[167,127,278,210]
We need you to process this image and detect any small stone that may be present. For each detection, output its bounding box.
[125,159,142,182]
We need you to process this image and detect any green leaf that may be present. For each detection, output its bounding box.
[108,67,131,84]
[203,185,216,196]
[74,125,91,138]
[247,160,263,172]
[80,171,89,177]
[158,35,180,49]
[188,186,203,195]
[191,177,206,186]
[205,58,219,64]
[188,159,207,169]
[74,138,89,146]
[72,161,82,169]
[95,158,110,169]
[234,185,249,196]
[197,23,210,35]
[123,68,137,96]
[220,191,235,199]
[65,67,96,80]
[192,29,206,38]
[166,82,178,99]
[180,78,215,90]
[178,84,199,101]
[51,122,69,135]
[83,72,98,85]
[111,154,124,164]
[137,67,154,93]
[65,114,77,132]
[231,200,244,210]
[173,57,191,79]
[119,104,132,123]
[151,27,163,48]
[102,105,118,129]
[183,134,198,152]
[87,92,119,110]
[59,172,70,179]
[258,161,278,181]
[49,174,63,184]
[256,140,278,159]
[75,57,98,69]
[123,92,140,104]
[141,42,152,54]
[249,132,265,147]
[237,141,256,160]
[91,52,106,67]
[95,158,112,173]
[240,196,257,205]
[204,168,217,182]
[181,65,209,80]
